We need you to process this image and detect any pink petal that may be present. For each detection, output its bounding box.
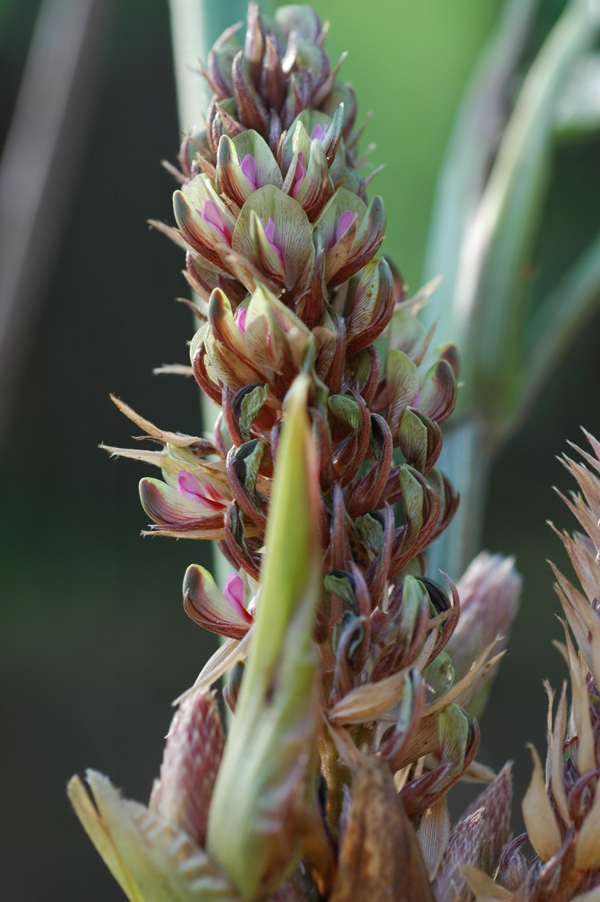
[411,390,421,408]
[336,209,355,243]
[261,217,283,263]
[202,199,231,245]
[311,123,328,142]
[177,470,227,511]
[235,306,247,336]
[183,564,252,639]
[264,217,275,242]
[240,154,257,191]
[224,572,250,621]
[291,152,306,198]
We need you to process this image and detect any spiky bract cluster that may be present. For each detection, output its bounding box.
[467,433,600,902]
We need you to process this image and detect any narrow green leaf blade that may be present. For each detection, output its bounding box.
[207,374,323,901]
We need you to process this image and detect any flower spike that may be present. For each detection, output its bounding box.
[80,5,532,901]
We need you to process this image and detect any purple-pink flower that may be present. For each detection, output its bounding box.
[311,123,328,142]
[201,199,232,245]
[223,572,248,621]
[336,210,354,244]
[182,564,253,639]
[177,470,228,511]
[240,154,257,191]
[235,306,247,336]
[261,217,284,265]
[291,153,306,198]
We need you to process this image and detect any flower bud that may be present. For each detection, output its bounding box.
[260,33,287,112]
[378,668,425,771]
[389,466,441,577]
[386,349,420,433]
[243,1,264,85]
[183,565,253,639]
[232,50,269,133]
[400,704,479,818]
[445,552,521,716]
[226,439,269,529]
[344,257,395,354]
[417,359,458,424]
[371,576,429,681]
[206,22,241,100]
[149,691,225,849]
[329,195,387,288]
[499,833,529,893]
[139,476,227,538]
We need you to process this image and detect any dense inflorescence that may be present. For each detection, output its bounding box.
[70,6,528,902]
[111,2,475,804]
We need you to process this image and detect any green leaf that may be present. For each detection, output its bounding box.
[399,465,425,546]
[328,393,362,432]
[324,571,357,610]
[468,0,600,417]
[355,512,385,554]
[397,575,429,648]
[207,375,322,901]
[422,0,541,352]
[513,229,600,435]
[554,53,600,140]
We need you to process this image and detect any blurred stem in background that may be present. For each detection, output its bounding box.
[169,0,255,126]
[0,0,109,448]
[168,0,273,587]
[425,0,600,577]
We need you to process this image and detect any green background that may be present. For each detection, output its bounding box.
[1,0,599,897]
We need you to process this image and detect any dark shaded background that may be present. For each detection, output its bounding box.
[1,0,599,898]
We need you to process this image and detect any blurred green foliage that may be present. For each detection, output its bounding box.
[319,0,503,290]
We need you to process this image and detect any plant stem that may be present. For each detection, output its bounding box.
[0,0,109,449]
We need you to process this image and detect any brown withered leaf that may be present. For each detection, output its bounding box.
[417,797,450,880]
[521,744,561,863]
[463,760,497,783]
[329,756,435,902]
[328,669,407,724]
[110,395,210,451]
[462,865,514,900]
